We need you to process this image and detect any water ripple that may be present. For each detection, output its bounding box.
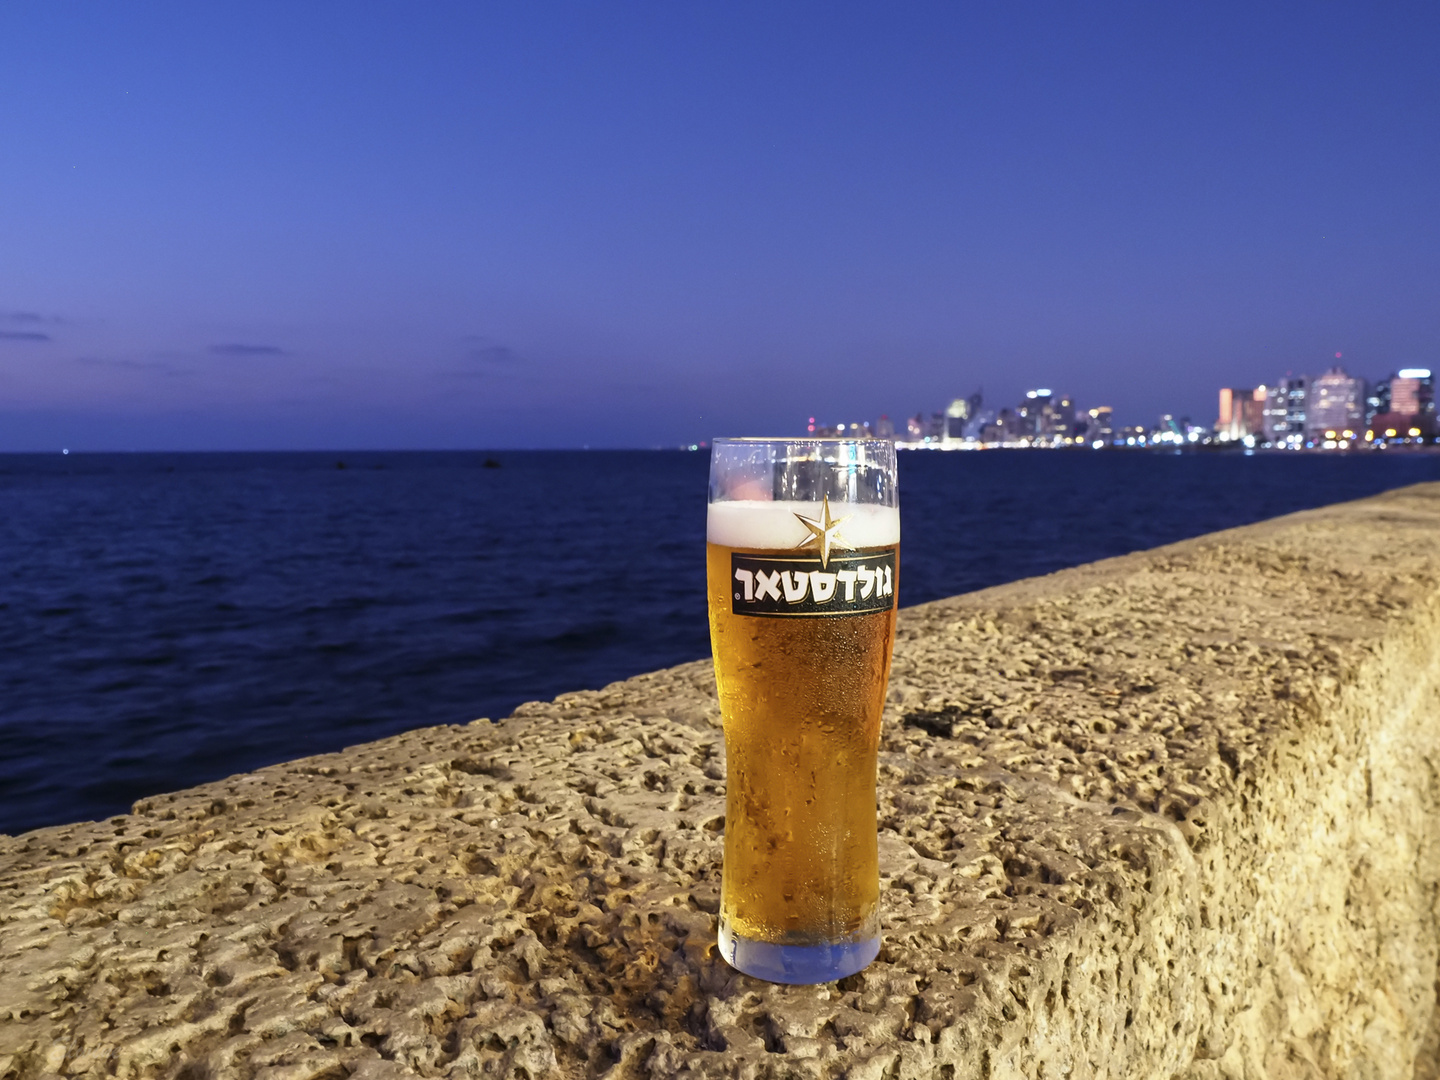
[2,448,1437,835]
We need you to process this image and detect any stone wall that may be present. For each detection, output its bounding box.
[4,482,1440,1080]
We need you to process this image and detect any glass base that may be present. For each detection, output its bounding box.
[718,922,880,984]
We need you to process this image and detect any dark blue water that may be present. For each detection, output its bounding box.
[3,448,1438,836]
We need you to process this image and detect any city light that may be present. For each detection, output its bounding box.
[809,360,1432,453]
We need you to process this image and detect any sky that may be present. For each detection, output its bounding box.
[2,2,1438,450]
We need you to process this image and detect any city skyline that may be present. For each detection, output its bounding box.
[2,4,1439,451]
[809,356,1436,451]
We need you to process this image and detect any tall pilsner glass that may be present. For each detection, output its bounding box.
[706,438,899,984]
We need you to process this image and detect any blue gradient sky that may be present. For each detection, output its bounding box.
[2,3,1437,449]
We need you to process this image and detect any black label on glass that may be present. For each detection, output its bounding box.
[730,550,896,618]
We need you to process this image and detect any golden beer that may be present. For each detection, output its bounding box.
[707,539,897,943]
[705,484,899,981]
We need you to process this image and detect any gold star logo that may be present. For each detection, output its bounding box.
[794,495,852,569]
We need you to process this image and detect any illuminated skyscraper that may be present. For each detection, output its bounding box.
[1389,369,1433,417]
[1306,367,1366,439]
[1366,378,1390,425]
[1085,406,1114,444]
[1279,377,1309,444]
[942,391,983,442]
[1257,384,1284,443]
[1154,414,1185,445]
[982,407,1026,444]
[1016,391,1042,438]
[1020,389,1071,441]
[1055,395,1076,438]
[1217,387,1265,441]
[943,397,970,442]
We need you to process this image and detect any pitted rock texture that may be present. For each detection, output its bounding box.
[5,483,1440,1080]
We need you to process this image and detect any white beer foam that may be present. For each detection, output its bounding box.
[707,500,900,550]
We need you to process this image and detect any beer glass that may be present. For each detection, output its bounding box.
[706,437,899,983]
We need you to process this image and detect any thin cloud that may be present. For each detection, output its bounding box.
[0,330,50,342]
[77,356,149,370]
[443,339,528,379]
[466,344,522,365]
[209,343,286,357]
[76,355,190,375]
[5,310,71,325]
[459,335,524,365]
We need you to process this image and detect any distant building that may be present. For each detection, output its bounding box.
[1365,378,1390,426]
[1391,377,1419,415]
[943,398,971,442]
[1389,368,1434,418]
[1369,412,1438,442]
[874,415,895,440]
[1306,367,1366,440]
[982,407,1026,444]
[941,392,983,443]
[1272,376,1310,446]
[807,418,873,438]
[1085,406,1115,445]
[1055,395,1077,438]
[1217,387,1265,441]
[1154,414,1185,445]
[1259,383,1287,444]
[1015,396,1039,439]
[1020,389,1071,442]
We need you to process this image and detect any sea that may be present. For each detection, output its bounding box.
[4,448,1439,837]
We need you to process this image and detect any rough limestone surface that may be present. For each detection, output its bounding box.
[5,483,1440,1080]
